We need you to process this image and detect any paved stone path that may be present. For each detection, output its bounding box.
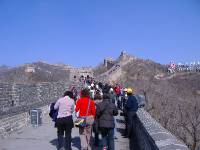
[0,113,129,150]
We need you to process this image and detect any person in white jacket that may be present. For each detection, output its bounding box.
[54,91,75,150]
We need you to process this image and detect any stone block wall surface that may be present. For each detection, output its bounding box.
[137,109,189,150]
[0,81,83,138]
[0,83,13,111]
[0,105,49,139]
[0,82,76,116]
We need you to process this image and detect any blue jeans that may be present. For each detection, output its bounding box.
[100,128,114,150]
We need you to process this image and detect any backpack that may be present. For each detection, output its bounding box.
[49,103,58,122]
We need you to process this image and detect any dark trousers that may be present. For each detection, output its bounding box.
[93,118,99,146]
[127,111,136,137]
[123,110,128,136]
[94,132,99,146]
[129,120,138,150]
[56,116,74,150]
[127,112,137,150]
[122,98,127,110]
[100,128,114,150]
[117,97,121,109]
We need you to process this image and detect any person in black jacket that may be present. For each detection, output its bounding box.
[93,92,103,147]
[96,94,118,150]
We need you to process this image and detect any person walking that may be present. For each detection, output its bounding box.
[124,88,138,150]
[93,92,103,147]
[96,93,118,150]
[75,88,96,150]
[109,88,115,104]
[54,91,75,150]
[122,88,128,137]
[114,84,121,109]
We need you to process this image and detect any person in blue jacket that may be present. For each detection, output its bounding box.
[124,88,138,133]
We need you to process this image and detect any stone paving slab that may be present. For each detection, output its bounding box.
[0,114,129,150]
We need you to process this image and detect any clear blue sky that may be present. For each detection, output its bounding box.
[0,0,200,67]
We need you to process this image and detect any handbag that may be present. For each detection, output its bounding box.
[74,99,94,127]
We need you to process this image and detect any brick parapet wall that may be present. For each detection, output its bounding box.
[0,105,49,139]
[0,81,83,139]
[137,109,189,150]
[0,82,74,118]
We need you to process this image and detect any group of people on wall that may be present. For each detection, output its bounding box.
[50,79,140,150]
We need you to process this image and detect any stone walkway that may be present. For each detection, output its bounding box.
[0,114,129,150]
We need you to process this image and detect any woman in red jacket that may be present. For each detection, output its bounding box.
[75,88,96,150]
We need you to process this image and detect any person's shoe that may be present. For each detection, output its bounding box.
[122,135,128,138]
[122,133,127,136]
[122,133,128,138]
[94,142,99,147]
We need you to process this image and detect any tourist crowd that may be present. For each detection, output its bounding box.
[50,76,140,150]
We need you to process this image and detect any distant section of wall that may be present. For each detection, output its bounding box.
[104,58,115,70]
[69,68,93,81]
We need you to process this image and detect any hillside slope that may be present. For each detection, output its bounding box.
[96,53,200,150]
[0,62,70,83]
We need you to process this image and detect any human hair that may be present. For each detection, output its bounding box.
[94,93,102,100]
[127,92,133,96]
[63,91,73,99]
[103,93,110,99]
[81,88,90,98]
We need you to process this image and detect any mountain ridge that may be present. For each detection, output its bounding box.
[94,52,200,150]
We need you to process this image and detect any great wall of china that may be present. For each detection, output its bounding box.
[0,52,190,149]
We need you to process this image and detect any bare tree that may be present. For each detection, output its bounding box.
[175,100,200,150]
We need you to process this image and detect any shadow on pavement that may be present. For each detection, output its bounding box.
[49,138,58,149]
[73,136,102,150]
[49,135,116,150]
[72,136,81,149]
[50,137,81,150]
[116,128,125,135]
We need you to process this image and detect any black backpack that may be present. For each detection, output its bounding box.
[49,103,58,122]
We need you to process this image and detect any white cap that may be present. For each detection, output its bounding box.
[109,88,114,92]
